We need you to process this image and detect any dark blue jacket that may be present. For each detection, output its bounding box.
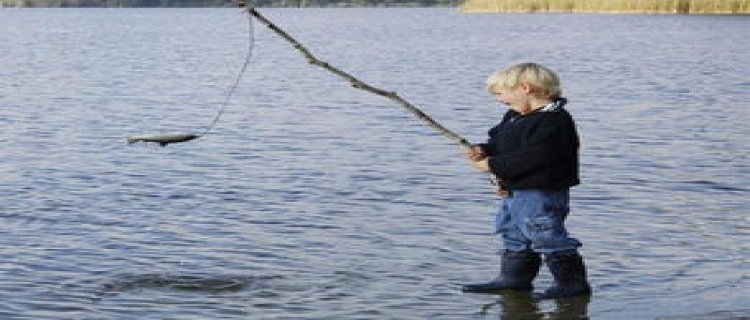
[480,98,580,191]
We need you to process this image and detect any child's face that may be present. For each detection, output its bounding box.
[491,83,532,114]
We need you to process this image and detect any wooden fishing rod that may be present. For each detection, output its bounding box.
[242,6,472,148]
[238,5,509,194]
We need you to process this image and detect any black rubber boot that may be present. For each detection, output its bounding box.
[463,250,541,293]
[534,251,591,299]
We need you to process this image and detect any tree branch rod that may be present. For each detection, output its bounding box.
[244,7,471,148]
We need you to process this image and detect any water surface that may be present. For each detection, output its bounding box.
[0,8,748,319]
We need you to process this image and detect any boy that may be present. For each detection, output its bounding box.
[462,63,591,299]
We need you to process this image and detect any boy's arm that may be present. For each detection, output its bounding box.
[466,110,514,172]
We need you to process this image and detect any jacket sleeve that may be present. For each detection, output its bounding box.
[488,114,577,181]
[477,143,493,156]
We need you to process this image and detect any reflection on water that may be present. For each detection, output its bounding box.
[98,273,281,297]
[480,292,590,320]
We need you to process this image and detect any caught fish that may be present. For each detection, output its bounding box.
[126,133,200,147]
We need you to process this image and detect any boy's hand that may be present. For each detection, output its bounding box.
[471,158,490,172]
[464,145,487,162]
[464,145,490,172]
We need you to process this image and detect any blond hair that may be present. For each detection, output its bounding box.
[486,63,562,99]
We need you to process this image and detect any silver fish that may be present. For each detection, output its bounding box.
[126,133,200,147]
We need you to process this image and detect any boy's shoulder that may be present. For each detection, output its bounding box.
[522,108,577,133]
[538,108,576,124]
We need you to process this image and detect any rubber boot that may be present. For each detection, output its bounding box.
[463,250,541,293]
[534,251,591,299]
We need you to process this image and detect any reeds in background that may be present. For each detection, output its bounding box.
[460,0,750,14]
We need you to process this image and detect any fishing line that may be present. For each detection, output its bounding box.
[126,11,255,147]
[199,12,254,137]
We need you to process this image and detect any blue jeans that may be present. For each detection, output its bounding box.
[494,189,582,255]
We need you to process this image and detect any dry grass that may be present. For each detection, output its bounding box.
[460,0,750,14]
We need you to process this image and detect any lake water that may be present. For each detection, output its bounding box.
[0,8,748,320]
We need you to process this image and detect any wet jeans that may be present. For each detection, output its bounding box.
[494,189,582,255]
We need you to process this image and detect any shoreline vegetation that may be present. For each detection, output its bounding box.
[460,0,750,14]
[0,0,456,7]
[1,0,748,14]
